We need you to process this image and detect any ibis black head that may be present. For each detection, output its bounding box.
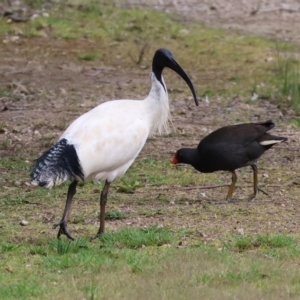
[152,48,199,106]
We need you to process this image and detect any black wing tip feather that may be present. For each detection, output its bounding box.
[30,138,84,187]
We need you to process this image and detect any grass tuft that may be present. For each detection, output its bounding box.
[105,210,127,220]
[276,57,300,111]
[54,238,89,255]
[0,242,20,252]
[227,234,296,252]
[116,177,141,193]
[78,53,97,61]
[99,226,175,249]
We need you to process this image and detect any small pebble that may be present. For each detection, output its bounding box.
[20,220,29,226]
[237,228,244,235]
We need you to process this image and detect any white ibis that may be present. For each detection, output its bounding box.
[172,120,287,201]
[31,48,199,240]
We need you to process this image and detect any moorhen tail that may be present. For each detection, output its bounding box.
[172,120,287,201]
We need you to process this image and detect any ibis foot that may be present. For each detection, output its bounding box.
[53,221,75,241]
[90,231,104,242]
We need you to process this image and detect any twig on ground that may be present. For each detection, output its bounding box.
[150,179,298,191]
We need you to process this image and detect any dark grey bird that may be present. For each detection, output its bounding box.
[172,120,287,201]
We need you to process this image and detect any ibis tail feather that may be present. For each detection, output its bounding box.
[30,138,84,188]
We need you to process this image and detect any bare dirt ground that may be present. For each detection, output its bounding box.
[1,1,300,242]
[124,0,300,44]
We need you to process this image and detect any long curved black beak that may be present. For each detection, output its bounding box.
[152,48,199,106]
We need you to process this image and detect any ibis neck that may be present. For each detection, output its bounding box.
[146,72,170,136]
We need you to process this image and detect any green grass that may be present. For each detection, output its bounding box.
[290,118,300,127]
[226,234,297,253]
[276,56,300,111]
[105,210,127,220]
[0,1,299,298]
[1,152,298,298]
[1,233,300,299]
[78,53,97,61]
[116,177,142,193]
[98,226,175,249]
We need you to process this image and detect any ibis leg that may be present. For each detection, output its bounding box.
[53,180,77,240]
[248,164,269,201]
[91,180,111,240]
[226,171,237,201]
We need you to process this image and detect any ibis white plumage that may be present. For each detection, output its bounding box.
[31,48,199,240]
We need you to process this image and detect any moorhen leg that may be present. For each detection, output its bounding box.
[248,164,269,201]
[226,170,237,201]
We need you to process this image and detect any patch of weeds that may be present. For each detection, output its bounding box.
[139,157,160,166]
[256,235,295,248]
[78,53,97,61]
[146,175,165,185]
[0,20,11,36]
[275,54,300,111]
[82,282,99,300]
[0,242,20,252]
[227,234,296,252]
[201,89,215,97]
[43,254,72,270]
[0,88,13,97]
[0,280,43,299]
[290,118,300,128]
[29,244,49,256]
[116,177,141,193]
[1,195,25,206]
[0,156,29,171]
[43,242,107,271]
[139,207,164,217]
[275,41,298,52]
[281,61,300,107]
[105,210,126,220]
[229,236,256,252]
[56,240,72,255]
[72,215,85,224]
[99,226,176,249]
[49,238,89,255]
